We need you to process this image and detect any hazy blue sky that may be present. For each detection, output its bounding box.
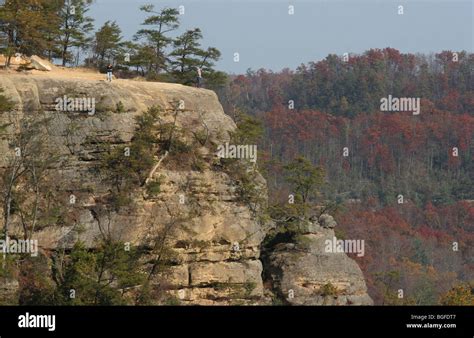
[90,0,473,73]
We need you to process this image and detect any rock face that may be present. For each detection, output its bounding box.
[0,73,372,305]
[264,219,373,305]
[0,74,267,305]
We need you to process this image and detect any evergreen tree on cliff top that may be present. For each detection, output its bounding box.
[57,0,94,66]
[134,5,180,75]
[90,20,123,68]
[169,28,226,89]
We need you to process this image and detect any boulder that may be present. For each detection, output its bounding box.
[29,55,53,71]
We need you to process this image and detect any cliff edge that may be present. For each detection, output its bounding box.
[0,72,372,305]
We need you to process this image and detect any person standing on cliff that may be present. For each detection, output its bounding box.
[106,63,113,82]
[196,66,203,88]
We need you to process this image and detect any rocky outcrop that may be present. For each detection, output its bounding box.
[264,217,373,305]
[0,73,372,305]
[0,74,268,305]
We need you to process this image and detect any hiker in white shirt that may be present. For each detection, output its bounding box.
[196,66,203,88]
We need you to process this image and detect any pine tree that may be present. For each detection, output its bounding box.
[122,42,148,75]
[170,28,224,87]
[134,5,179,74]
[283,156,325,204]
[90,20,123,68]
[57,0,94,66]
[169,28,202,83]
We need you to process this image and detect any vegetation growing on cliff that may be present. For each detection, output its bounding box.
[219,112,266,213]
[263,156,326,250]
[53,240,145,305]
[0,87,13,112]
[0,115,64,240]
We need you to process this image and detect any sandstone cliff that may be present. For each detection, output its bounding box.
[0,73,372,305]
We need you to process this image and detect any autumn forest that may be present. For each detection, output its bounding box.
[217,48,474,305]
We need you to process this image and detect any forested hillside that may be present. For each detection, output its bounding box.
[217,48,474,304]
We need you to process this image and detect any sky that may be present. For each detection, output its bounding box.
[89,0,473,74]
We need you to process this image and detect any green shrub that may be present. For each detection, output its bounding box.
[320,282,339,296]
[146,180,162,196]
[56,241,146,305]
[98,106,162,207]
[0,87,14,112]
[115,101,125,113]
